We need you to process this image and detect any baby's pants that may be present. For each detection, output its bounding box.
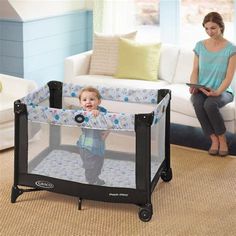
[191,91,233,136]
[79,148,104,183]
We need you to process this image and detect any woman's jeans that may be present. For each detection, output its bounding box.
[191,91,234,136]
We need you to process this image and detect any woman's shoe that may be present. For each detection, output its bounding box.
[208,148,218,156]
[218,150,228,157]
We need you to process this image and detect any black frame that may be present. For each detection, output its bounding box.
[11,81,172,222]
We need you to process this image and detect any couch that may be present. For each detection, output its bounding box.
[0,74,38,150]
[64,44,236,134]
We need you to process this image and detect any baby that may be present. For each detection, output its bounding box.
[77,86,108,185]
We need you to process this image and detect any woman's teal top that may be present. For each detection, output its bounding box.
[194,41,236,94]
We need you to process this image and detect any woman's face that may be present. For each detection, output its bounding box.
[204,21,222,39]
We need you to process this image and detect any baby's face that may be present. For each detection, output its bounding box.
[80,91,100,111]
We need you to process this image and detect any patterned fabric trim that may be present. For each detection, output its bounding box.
[27,106,135,131]
[152,93,170,126]
[20,83,159,105]
[20,82,170,131]
[20,84,49,106]
[26,93,169,131]
[63,83,158,104]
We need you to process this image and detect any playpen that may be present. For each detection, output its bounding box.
[11,81,172,222]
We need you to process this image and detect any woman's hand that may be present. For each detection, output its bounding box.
[189,87,198,94]
[199,88,220,96]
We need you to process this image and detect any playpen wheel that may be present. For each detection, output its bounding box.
[161,168,172,182]
[138,207,152,222]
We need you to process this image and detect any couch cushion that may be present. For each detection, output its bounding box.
[0,93,15,123]
[115,38,161,81]
[159,44,180,83]
[173,48,194,84]
[70,75,169,90]
[89,31,137,76]
[165,84,235,121]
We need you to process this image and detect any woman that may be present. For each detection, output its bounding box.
[189,12,236,157]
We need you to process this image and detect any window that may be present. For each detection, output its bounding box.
[134,0,160,42]
[181,0,235,48]
[132,0,235,46]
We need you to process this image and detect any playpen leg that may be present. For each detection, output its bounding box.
[11,186,23,203]
[11,185,42,203]
[78,197,83,210]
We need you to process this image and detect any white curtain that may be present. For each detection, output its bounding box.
[93,0,136,34]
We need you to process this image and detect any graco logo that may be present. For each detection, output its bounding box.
[35,180,54,189]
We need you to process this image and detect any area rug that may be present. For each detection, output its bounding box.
[0,145,236,236]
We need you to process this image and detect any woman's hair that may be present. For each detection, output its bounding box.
[78,86,101,100]
[202,12,225,34]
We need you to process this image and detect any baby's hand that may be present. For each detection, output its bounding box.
[101,131,110,140]
[91,110,100,117]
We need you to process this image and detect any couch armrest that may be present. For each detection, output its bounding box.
[64,50,92,83]
[0,74,37,98]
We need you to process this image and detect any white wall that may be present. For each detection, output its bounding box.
[0,0,88,21]
[85,0,93,10]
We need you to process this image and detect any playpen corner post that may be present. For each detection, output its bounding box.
[135,112,154,204]
[13,100,28,185]
[47,81,63,109]
[157,89,171,172]
[47,81,63,148]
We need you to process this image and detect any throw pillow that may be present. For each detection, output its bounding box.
[115,38,162,81]
[89,31,137,76]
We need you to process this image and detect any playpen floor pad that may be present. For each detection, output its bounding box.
[30,149,161,189]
